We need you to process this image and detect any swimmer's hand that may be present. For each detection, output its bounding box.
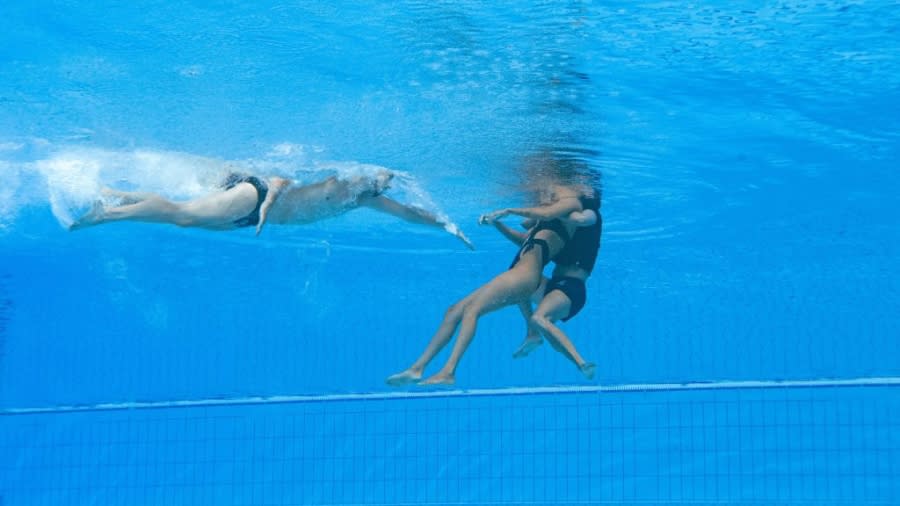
[256,201,272,236]
[478,208,509,225]
[444,222,475,250]
[255,213,267,236]
[256,177,291,236]
[457,230,475,250]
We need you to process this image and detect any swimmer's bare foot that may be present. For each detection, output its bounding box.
[101,187,130,204]
[419,371,455,386]
[385,368,422,386]
[512,337,543,359]
[100,187,156,205]
[579,362,597,380]
[68,200,106,231]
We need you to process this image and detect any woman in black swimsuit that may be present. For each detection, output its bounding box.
[508,189,601,379]
[386,182,591,386]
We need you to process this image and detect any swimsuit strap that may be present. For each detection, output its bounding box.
[508,217,572,271]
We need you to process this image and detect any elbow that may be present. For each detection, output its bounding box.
[572,217,595,227]
[576,210,598,226]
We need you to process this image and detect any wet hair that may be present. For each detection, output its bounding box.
[519,147,602,205]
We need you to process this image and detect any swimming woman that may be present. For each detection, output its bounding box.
[385,181,593,386]
[70,170,474,249]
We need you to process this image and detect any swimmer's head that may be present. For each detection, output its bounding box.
[536,185,556,204]
[372,169,394,195]
[519,148,602,202]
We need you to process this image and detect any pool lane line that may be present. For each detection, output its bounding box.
[3,376,899,416]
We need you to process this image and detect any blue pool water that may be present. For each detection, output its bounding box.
[1,1,899,504]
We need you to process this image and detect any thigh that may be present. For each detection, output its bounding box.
[446,275,503,315]
[534,289,572,322]
[468,268,537,316]
[447,289,480,315]
[529,276,549,305]
[183,183,258,223]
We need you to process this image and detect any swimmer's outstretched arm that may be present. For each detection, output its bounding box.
[489,220,528,246]
[255,177,291,236]
[488,210,595,252]
[518,208,594,232]
[479,197,583,225]
[361,195,475,250]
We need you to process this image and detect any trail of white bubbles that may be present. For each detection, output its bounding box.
[0,140,456,232]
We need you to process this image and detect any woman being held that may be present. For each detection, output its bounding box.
[386,180,592,386]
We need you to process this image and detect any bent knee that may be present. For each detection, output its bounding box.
[459,303,486,322]
[530,314,556,330]
[445,301,466,318]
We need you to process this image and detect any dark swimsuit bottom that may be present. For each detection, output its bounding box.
[544,275,587,321]
[223,174,269,227]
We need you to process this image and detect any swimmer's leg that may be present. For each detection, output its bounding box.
[512,301,543,358]
[512,277,549,358]
[579,362,597,380]
[386,291,477,386]
[384,369,423,386]
[71,184,256,230]
[530,290,595,378]
[420,269,538,385]
[70,194,184,229]
[68,200,107,230]
[100,187,159,205]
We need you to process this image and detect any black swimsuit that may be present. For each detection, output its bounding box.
[223,174,269,227]
[546,193,602,321]
[508,219,571,270]
[553,198,602,274]
[545,276,587,322]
